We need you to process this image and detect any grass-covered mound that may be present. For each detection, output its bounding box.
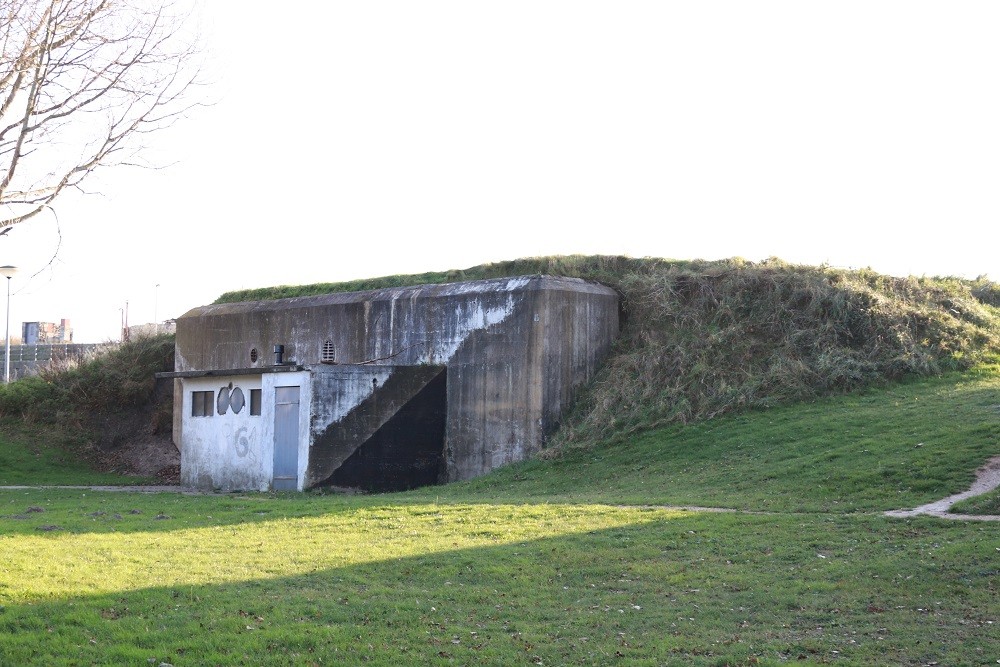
[420,362,1000,513]
[215,255,1000,448]
[0,333,174,427]
[0,334,176,481]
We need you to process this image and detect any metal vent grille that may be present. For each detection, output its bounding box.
[321,340,335,363]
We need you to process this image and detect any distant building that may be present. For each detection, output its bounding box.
[127,320,177,339]
[22,319,72,345]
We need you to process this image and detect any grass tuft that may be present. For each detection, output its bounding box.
[949,488,1000,514]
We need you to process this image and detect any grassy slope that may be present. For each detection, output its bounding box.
[0,363,997,665]
[421,362,1000,513]
[0,423,153,486]
[0,334,175,481]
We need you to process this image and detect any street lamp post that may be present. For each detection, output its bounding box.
[0,265,17,383]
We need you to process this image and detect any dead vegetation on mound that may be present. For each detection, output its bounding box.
[551,258,1000,447]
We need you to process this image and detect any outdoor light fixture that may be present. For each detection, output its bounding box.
[0,265,17,383]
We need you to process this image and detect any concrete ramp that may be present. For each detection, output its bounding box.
[305,365,446,489]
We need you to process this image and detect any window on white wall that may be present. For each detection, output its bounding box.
[192,391,213,417]
[250,389,261,416]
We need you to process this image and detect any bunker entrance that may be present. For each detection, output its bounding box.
[326,369,446,492]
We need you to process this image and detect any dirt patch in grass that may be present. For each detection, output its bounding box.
[87,430,180,484]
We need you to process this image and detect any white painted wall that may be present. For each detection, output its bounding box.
[179,371,310,491]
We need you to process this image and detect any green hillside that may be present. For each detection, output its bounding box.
[216,255,1000,449]
[2,256,997,476]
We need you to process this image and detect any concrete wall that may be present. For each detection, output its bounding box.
[306,365,396,486]
[174,275,619,486]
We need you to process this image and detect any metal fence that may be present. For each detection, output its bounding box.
[0,343,102,379]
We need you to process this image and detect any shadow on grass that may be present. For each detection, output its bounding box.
[0,513,996,666]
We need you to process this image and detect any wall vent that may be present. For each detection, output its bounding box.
[321,340,335,364]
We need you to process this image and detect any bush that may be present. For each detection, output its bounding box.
[0,376,62,423]
[0,333,175,428]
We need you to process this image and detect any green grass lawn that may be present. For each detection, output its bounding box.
[0,364,998,665]
[951,489,1000,515]
[423,362,1000,514]
[0,493,996,666]
[0,422,153,486]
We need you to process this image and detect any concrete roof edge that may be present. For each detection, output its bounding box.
[180,274,617,320]
[156,365,306,379]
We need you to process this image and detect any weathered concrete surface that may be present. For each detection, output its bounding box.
[174,275,619,487]
[306,365,445,488]
[327,370,447,492]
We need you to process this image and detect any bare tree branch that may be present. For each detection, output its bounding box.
[0,0,203,229]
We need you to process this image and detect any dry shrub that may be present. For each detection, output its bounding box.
[548,258,1000,448]
[0,333,175,433]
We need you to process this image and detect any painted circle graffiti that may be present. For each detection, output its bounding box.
[217,383,252,416]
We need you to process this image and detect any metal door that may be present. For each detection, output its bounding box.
[272,386,300,491]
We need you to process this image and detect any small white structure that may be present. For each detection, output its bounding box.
[178,368,309,491]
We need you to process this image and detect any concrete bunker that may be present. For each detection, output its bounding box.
[163,275,619,492]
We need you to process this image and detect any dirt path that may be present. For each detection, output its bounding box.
[884,455,1000,522]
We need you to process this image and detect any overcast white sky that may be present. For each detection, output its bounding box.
[3,1,999,342]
